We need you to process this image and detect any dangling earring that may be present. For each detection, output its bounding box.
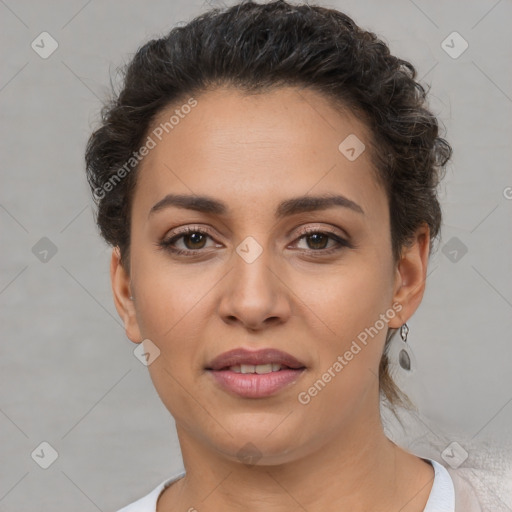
[398,323,411,371]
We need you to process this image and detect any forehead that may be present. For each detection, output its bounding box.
[133,86,386,223]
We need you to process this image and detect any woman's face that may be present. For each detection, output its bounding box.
[112,86,428,465]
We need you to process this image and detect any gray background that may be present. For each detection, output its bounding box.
[1,0,511,510]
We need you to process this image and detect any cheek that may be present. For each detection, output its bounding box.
[294,268,392,430]
[303,255,393,339]
[130,249,214,398]
[132,251,209,339]
[132,263,209,425]
[296,255,393,391]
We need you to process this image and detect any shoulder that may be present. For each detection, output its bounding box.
[447,464,512,512]
[384,409,512,511]
[445,467,484,512]
[444,438,512,511]
[423,458,511,512]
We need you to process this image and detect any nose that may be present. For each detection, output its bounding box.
[217,242,292,331]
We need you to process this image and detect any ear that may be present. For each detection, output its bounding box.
[110,247,142,344]
[388,223,430,329]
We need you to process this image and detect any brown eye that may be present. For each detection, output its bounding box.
[181,232,208,250]
[293,228,352,255]
[158,227,218,256]
[157,226,352,257]
[303,232,330,250]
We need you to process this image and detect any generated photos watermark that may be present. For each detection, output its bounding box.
[297,301,403,405]
[93,97,198,200]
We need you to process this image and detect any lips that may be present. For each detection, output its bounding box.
[205,348,306,371]
[205,348,307,398]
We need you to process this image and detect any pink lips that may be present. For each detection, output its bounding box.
[205,348,307,398]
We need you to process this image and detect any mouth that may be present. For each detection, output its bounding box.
[205,348,307,398]
[220,363,300,374]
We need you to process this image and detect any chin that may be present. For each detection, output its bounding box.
[209,423,306,466]
[222,441,302,468]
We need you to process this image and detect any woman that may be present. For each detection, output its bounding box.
[85,1,485,510]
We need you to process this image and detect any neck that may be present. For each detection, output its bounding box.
[161,403,408,512]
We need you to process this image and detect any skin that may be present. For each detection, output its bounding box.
[111,86,434,511]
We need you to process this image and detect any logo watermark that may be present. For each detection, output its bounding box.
[93,97,198,200]
[297,302,402,405]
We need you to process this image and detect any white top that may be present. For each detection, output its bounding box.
[117,458,455,512]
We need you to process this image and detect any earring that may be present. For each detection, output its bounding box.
[398,323,411,371]
[129,296,134,301]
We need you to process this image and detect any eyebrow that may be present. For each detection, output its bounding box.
[148,193,364,219]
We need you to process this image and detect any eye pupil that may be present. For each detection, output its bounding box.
[307,233,328,249]
[185,232,206,249]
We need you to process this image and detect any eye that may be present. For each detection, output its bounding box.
[157,225,352,257]
[291,227,352,255]
[157,226,219,256]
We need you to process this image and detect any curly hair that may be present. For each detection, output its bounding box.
[85,0,452,409]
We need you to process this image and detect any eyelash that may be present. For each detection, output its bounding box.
[157,225,352,257]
